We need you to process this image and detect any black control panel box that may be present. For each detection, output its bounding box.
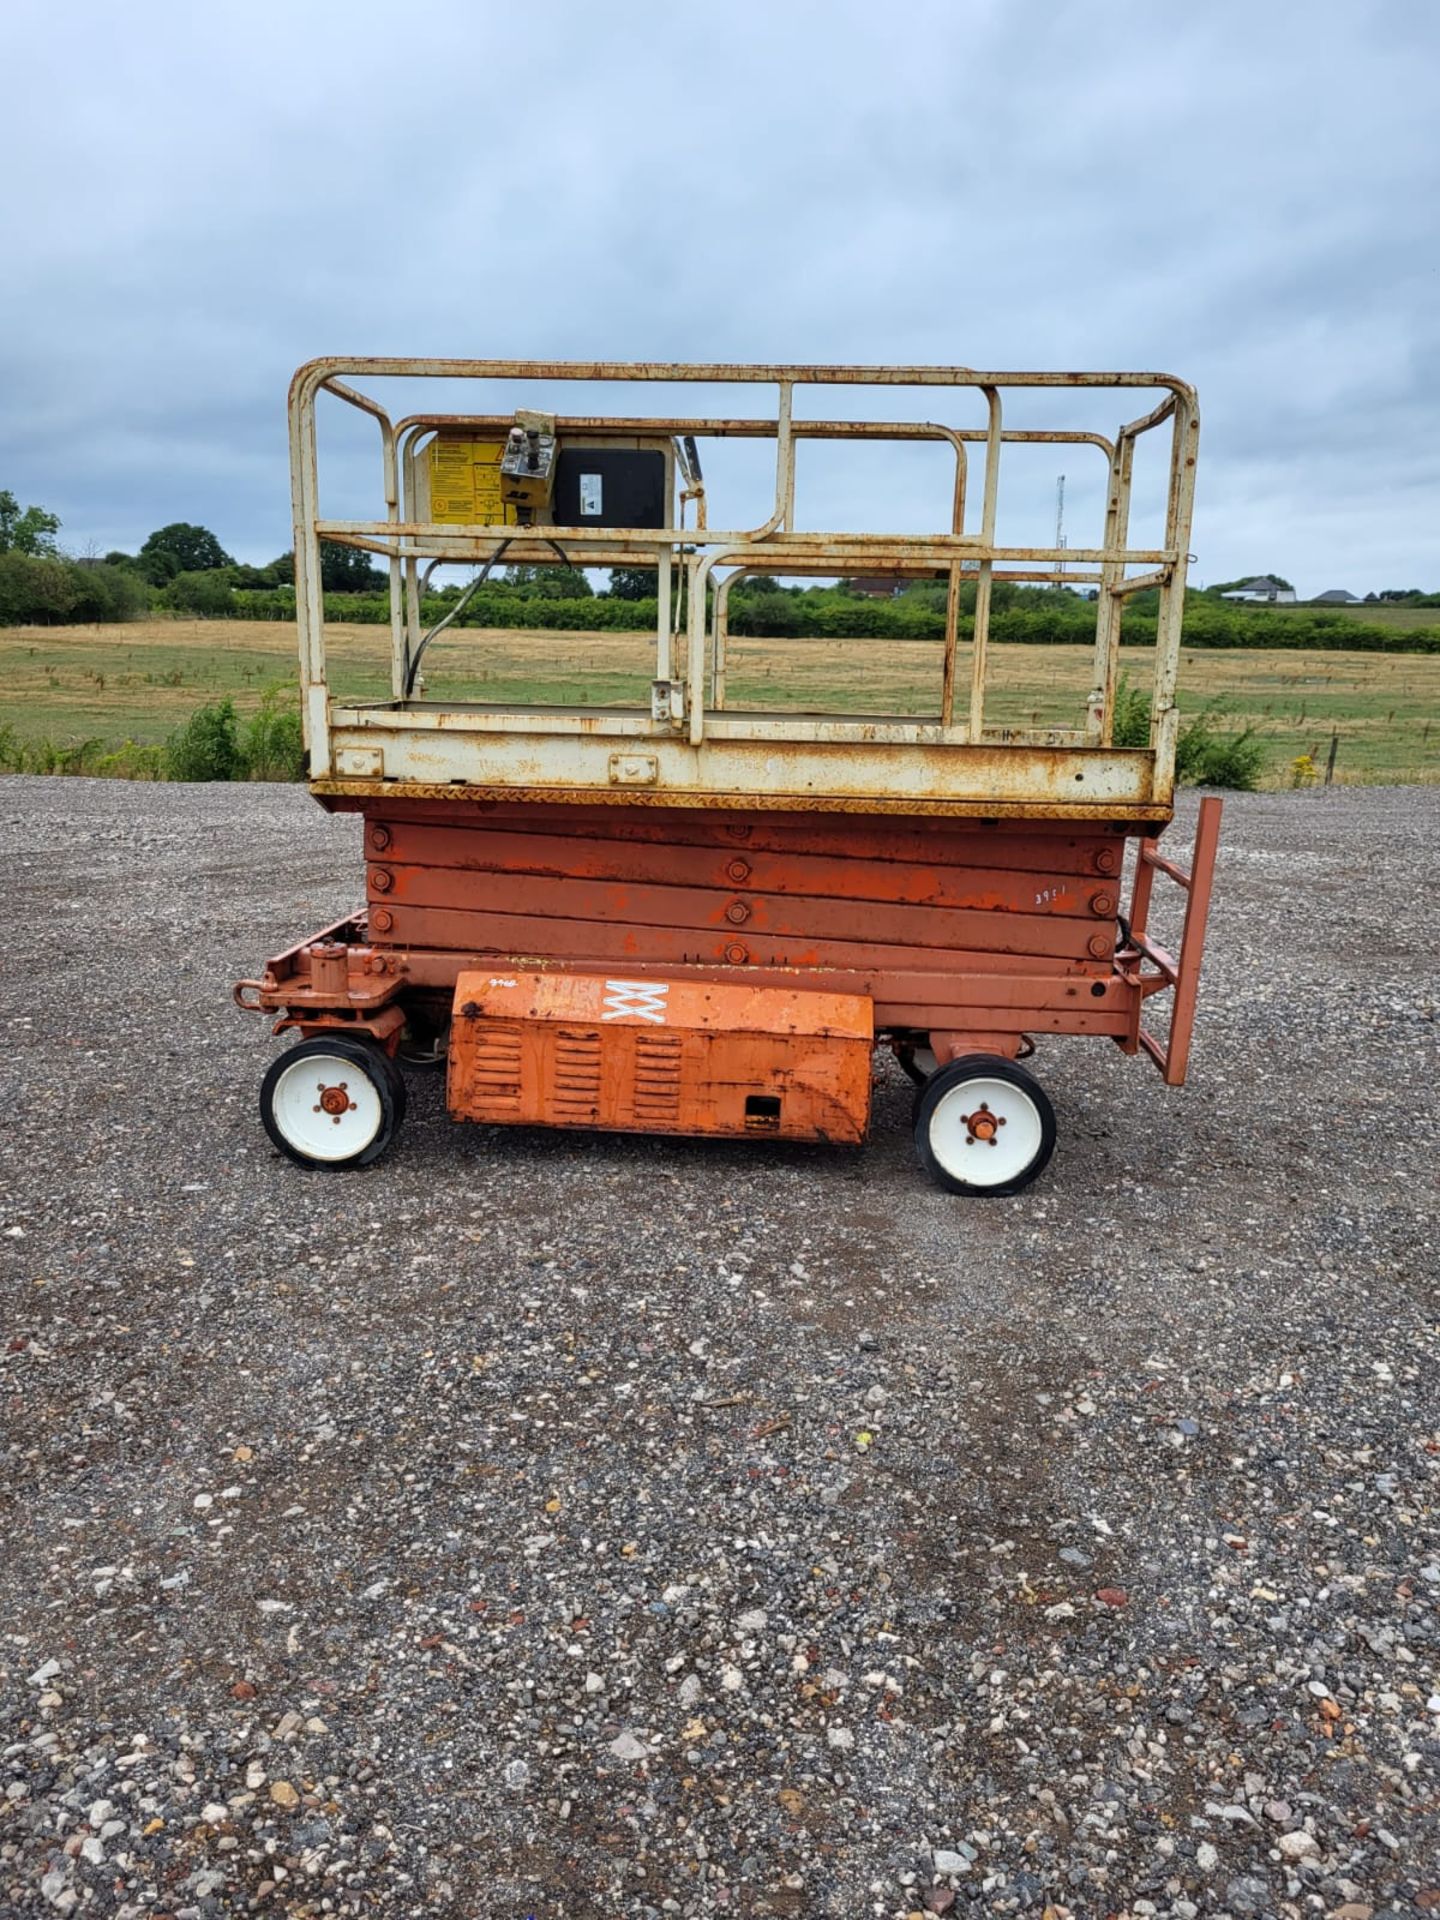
[553,448,667,528]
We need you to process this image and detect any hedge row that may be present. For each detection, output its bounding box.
[1164,605,1440,653]
[0,552,149,625]
[3,532,1437,656]
[8,564,1432,653]
[231,590,671,631]
[222,588,1440,654]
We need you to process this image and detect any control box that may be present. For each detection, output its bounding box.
[553,448,667,528]
[499,412,558,514]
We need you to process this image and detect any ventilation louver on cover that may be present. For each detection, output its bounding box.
[631,1031,683,1124]
[469,1031,523,1117]
[552,1030,603,1122]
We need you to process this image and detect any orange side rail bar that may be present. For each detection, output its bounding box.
[1116,795,1222,1085]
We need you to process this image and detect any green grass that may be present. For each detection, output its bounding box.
[3,619,1437,787]
[1267,601,1440,631]
[0,625,385,742]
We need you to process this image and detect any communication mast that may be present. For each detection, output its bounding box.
[1054,474,1066,588]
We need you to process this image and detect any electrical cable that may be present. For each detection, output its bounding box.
[403,537,582,699]
[402,538,512,699]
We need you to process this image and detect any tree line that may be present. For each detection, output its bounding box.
[3,488,1439,652]
[0,495,389,625]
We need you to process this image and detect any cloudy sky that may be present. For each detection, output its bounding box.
[4,0,1437,594]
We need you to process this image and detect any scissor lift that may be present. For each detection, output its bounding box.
[235,360,1219,1195]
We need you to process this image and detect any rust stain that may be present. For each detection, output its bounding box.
[312,779,1172,826]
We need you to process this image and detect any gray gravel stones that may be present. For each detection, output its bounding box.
[1,777,1438,1916]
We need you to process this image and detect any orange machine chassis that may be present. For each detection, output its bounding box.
[236,796,1221,1151]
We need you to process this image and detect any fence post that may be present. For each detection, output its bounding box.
[1324,731,1339,785]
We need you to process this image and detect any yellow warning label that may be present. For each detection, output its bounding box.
[427,437,516,526]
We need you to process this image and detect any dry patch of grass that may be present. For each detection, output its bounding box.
[2,618,1436,786]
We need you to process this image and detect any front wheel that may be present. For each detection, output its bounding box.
[914,1055,1056,1197]
[260,1036,406,1170]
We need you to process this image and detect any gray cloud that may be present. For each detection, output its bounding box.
[3,0,1436,593]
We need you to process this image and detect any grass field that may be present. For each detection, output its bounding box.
[2,618,1437,785]
[1269,600,1440,631]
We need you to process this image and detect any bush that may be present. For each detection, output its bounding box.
[0,727,112,775]
[1108,675,1263,788]
[0,551,80,624]
[93,740,163,780]
[231,588,298,622]
[243,687,306,781]
[2,699,286,784]
[164,570,237,616]
[67,560,150,623]
[0,552,152,625]
[1110,674,1152,749]
[1187,724,1264,790]
[1174,705,1265,790]
[164,697,245,781]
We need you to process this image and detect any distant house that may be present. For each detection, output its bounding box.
[1220,575,1297,604]
[1310,588,1360,605]
[845,576,904,599]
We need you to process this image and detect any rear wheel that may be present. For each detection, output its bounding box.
[260,1036,406,1170]
[914,1054,1056,1197]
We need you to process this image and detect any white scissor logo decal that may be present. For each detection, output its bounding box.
[602,980,671,1024]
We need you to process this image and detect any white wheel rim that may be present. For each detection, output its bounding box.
[926,1075,1044,1188]
[270,1052,385,1162]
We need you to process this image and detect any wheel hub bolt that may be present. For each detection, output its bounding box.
[315,1080,357,1120]
[963,1103,1006,1145]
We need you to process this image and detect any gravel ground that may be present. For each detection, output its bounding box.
[1,776,1437,1920]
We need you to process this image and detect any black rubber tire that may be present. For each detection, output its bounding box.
[894,1042,934,1088]
[901,1037,1035,1111]
[913,1054,1057,1198]
[259,1036,406,1171]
